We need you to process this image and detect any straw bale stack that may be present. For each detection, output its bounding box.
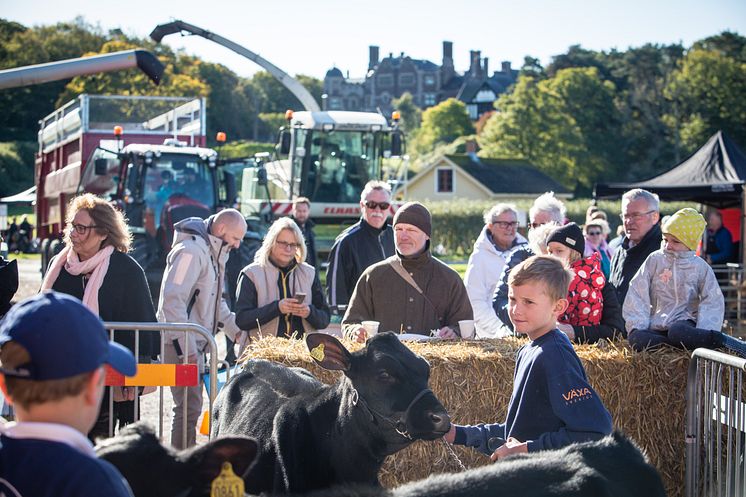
[236,336,689,497]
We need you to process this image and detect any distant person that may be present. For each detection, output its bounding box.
[343,202,472,341]
[0,252,18,319]
[547,223,625,344]
[326,180,395,311]
[157,209,247,449]
[291,197,317,269]
[609,189,661,305]
[18,216,32,253]
[40,193,159,440]
[464,203,527,338]
[444,256,612,459]
[705,211,734,265]
[0,291,136,497]
[607,224,625,252]
[492,192,566,334]
[235,217,330,340]
[625,208,746,357]
[583,218,614,278]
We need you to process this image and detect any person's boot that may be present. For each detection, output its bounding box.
[717,332,746,358]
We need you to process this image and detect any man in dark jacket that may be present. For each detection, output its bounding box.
[291,197,317,269]
[609,188,662,305]
[342,202,473,340]
[326,181,395,311]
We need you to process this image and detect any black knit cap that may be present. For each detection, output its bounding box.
[547,222,585,255]
[393,201,432,237]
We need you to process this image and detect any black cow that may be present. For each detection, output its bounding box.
[99,424,666,497]
[211,332,451,494]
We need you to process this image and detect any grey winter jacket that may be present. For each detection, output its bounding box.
[623,249,724,333]
[157,216,241,356]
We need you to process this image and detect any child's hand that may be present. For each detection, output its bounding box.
[490,437,527,461]
[443,424,456,443]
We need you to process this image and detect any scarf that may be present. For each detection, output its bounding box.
[40,245,114,315]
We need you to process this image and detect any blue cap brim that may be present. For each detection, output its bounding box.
[107,341,137,377]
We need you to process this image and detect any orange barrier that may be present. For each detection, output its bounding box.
[105,363,199,387]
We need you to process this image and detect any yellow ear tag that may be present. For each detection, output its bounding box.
[210,461,244,497]
[310,343,325,362]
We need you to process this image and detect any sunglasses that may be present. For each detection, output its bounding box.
[364,201,391,210]
[587,231,603,236]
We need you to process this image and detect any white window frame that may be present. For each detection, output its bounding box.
[435,167,455,194]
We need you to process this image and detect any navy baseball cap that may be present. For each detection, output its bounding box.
[0,291,136,380]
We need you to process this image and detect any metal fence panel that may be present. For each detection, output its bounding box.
[103,322,217,448]
[686,348,746,497]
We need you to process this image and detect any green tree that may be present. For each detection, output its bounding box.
[414,98,473,154]
[392,92,422,133]
[664,48,746,153]
[479,68,622,190]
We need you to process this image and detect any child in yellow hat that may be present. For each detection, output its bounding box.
[623,208,746,356]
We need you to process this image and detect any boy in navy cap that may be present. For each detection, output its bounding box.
[0,291,136,497]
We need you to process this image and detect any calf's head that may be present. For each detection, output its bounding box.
[95,422,256,497]
[307,332,450,450]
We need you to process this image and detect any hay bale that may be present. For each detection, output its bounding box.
[235,336,688,497]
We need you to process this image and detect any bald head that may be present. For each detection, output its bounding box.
[211,209,247,250]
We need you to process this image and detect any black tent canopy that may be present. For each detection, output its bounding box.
[594,131,746,208]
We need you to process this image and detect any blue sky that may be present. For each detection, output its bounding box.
[2,0,745,79]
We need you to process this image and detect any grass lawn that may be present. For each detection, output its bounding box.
[6,252,40,261]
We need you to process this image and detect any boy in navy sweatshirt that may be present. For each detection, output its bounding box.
[445,255,612,460]
[0,291,136,497]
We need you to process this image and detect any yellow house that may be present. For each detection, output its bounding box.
[400,154,571,201]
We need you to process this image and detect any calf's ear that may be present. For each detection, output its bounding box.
[306,333,352,371]
[184,436,258,483]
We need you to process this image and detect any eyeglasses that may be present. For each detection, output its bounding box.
[276,240,301,250]
[68,223,98,235]
[364,201,391,210]
[492,221,518,229]
[586,231,603,236]
[620,210,655,222]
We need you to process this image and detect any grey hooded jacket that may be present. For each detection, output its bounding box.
[623,248,724,333]
[157,216,241,355]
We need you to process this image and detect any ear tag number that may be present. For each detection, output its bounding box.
[210,461,244,497]
[310,343,325,362]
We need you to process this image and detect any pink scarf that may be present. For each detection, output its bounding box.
[40,245,115,315]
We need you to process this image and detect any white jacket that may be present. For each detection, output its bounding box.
[623,248,724,333]
[157,217,241,356]
[464,227,527,338]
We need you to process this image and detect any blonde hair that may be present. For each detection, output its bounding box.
[509,255,573,302]
[254,217,307,265]
[0,341,94,409]
[64,193,131,252]
[528,222,559,255]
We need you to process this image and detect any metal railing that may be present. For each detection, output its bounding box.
[713,264,746,337]
[103,322,217,448]
[685,348,746,497]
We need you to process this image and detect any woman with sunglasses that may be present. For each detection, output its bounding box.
[583,218,614,279]
[235,217,330,340]
[40,193,158,439]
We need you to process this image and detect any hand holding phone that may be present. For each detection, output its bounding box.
[294,292,307,304]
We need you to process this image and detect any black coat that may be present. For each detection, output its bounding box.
[609,224,662,306]
[325,219,395,308]
[292,217,317,270]
[50,250,159,358]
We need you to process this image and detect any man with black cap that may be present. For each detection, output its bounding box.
[0,291,136,497]
[342,201,473,341]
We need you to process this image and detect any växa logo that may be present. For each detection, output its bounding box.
[562,387,592,401]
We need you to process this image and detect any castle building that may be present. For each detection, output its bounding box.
[323,41,518,119]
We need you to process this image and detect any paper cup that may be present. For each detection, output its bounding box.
[458,319,475,339]
[361,320,380,337]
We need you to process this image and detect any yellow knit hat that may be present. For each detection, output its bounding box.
[662,208,706,250]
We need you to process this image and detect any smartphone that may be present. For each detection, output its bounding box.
[294,292,307,304]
